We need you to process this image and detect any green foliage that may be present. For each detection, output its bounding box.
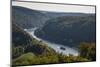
[12,21,95,66]
[12,42,96,66]
[13,52,59,65]
[56,53,89,63]
[79,42,96,61]
[13,52,89,66]
[12,46,24,58]
[65,55,89,63]
[13,53,36,65]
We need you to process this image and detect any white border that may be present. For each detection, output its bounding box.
[0,0,100,67]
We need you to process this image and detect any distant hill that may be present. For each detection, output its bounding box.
[12,6,50,29]
[35,14,96,47]
[12,6,90,29]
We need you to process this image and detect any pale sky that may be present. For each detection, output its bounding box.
[12,1,95,13]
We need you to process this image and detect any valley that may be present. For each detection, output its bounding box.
[24,27,79,56]
[12,5,96,66]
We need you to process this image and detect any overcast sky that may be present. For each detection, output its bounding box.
[12,1,95,13]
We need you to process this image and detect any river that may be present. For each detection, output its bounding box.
[24,27,79,56]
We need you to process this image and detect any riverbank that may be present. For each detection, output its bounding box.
[24,28,79,56]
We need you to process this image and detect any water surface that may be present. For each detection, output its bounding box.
[24,28,79,56]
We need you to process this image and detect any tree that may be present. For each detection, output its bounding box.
[79,42,96,61]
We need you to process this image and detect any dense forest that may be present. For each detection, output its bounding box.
[12,6,96,66]
[12,6,90,29]
[35,15,96,48]
[12,22,96,66]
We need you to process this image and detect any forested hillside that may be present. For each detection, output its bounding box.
[12,6,49,28]
[12,6,96,66]
[35,15,96,47]
[12,20,96,66]
[12,22,57,65]
[12,6,89,29]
